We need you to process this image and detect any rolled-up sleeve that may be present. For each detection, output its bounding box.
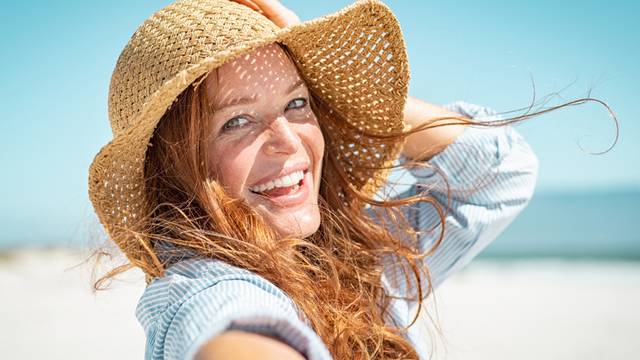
[135,259,333,360]
[387,101,539,291]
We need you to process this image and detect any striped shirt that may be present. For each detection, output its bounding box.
[135,101,539,359]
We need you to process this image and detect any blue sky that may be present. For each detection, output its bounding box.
[1,0,638,247]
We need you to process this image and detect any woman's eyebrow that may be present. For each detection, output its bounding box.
[286,78,305,94]
[215,94,258,110]
[215,78,306,110]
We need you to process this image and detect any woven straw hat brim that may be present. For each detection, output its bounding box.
[88,0,409,246]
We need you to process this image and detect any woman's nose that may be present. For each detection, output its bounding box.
[264,116,301,155]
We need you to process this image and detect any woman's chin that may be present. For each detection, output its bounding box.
[263,206,321,239]
[245,184,321,238]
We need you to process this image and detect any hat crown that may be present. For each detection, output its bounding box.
[108,0,279,137]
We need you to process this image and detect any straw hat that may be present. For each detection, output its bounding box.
[88,0,410,251]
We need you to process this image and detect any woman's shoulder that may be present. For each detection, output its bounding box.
[135,257,300,331]
[161,257,260,284]
[148,257,284,292]
[135,257,331,360]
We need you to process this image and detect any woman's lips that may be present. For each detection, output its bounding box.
[251,171,311,208]
[259,183,301,197]
[250,162,309,188]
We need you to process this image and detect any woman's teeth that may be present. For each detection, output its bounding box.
[249,170,305,193]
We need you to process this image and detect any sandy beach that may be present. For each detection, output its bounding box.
[1,248,638,360]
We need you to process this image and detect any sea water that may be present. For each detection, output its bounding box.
[480,190,640,260]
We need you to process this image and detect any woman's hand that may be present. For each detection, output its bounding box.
[231,0,301,28]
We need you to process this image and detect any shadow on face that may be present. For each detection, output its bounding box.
[203,43,325,239]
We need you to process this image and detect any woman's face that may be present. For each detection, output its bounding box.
[204,43,324,239]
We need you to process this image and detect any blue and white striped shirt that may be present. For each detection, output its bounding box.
[135,101,539,360]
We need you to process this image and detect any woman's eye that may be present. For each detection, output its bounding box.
[222,116,250,131]
[286,98,308,110]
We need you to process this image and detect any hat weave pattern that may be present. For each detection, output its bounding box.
[89,0,409,253]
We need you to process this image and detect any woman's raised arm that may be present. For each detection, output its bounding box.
[402,96,468,161]
[382,100,539,292]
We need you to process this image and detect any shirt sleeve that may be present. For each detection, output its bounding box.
[135,258,333,360]
[382,100,539,292]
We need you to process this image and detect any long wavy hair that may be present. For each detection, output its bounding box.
[88,43,618,359]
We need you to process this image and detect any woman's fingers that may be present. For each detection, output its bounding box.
[232,0,263,13]
[252,0,301,27]
[231,0,301,28]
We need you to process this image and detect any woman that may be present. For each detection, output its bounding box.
[87,0,604,359]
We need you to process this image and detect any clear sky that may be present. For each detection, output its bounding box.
[1,0,638,247]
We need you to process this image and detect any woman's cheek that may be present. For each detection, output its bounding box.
[308,125,325,161]
[210,146,241,196]
[211,143,252,198]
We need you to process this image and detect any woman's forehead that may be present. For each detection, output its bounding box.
[206,43,304,108]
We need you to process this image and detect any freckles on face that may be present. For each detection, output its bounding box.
[209,131,261,196]
[204,43,325,238]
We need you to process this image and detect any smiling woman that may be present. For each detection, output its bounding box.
[86,0,612,359]
[202,44,324,238]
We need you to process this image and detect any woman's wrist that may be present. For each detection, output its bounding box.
[402,96,468,161]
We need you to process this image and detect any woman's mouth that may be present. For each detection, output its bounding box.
[248,170,310,207]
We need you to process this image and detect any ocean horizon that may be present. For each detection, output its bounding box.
[479,189,640,260]
[2,190,639,261]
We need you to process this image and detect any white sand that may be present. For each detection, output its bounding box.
[1,249,638,360]
[419,259,640,360]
